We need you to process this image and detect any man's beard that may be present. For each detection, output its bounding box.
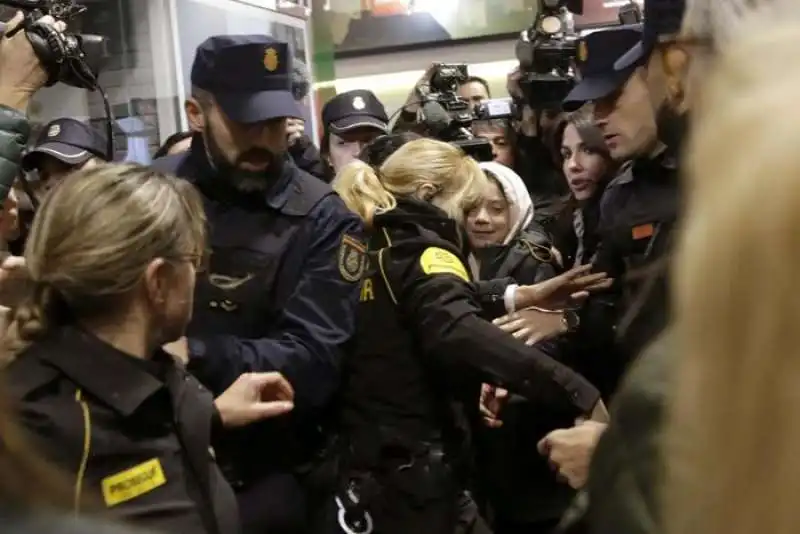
[204,121,285,192]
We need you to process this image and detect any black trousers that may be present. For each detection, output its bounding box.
[307,481,492,534]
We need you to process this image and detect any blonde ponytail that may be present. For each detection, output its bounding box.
[333,160,397,227]
[1,280,62,366]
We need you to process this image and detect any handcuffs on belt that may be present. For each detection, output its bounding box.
[335,481,374,534]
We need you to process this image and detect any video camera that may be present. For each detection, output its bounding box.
[419,63,493,162]
[0,0,109,90]
[515,0,583,109]
[0,0,112,206]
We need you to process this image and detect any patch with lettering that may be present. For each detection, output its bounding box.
[339,234,367,282]
[419,247,469,282]
[101,458,167,507]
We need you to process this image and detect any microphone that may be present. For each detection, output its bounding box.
[421,100,474,141]
[421,100,452,138]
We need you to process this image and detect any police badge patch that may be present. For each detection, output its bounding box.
[338,234,367,282]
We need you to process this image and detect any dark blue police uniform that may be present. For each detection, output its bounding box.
[153,35,365,534]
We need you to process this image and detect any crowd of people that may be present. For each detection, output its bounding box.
[0,0,797,534]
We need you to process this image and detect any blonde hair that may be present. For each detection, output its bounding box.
[2,163,206,363]
[665,16,800,534]
[332,138,489,227]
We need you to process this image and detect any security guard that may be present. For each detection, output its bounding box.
[560,11,682,369]
[318,141,602,534]
[8,331,240,534]
[321,89,389,179]
[152,35,363,534]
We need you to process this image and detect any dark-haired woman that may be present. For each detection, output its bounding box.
[556,112,624,399]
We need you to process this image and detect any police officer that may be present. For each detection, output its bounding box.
[319,138,603,534]
[321,89,389,178]
[21,117,110,192]
[558,8,682,367]
[151,35,364,534]
[9,118,111,254]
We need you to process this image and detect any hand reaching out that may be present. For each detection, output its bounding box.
[538,418,608,489]
[493,307,567,345]
[516,264,612,311]
[479,383,508,428]
[215,372,295,428]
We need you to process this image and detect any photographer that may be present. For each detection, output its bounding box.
[457,74,491,108]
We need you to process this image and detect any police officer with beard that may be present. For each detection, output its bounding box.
[556,0,684,367]
[152,35,364,534]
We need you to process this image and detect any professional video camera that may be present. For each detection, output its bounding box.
[0,0,111,205]
[515,0,583,109]
[419,63,493,162]
[473,98,517,122]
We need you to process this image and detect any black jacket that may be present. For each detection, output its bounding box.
[288,135,328,182]
[4,326,239,534]
[472,224,579,524]
[340,198,599,457]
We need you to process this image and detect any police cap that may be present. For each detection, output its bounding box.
[191,34,302,123]
[615,0,687,71]
[322,90,389,135]
[562,25,643,111]
[22,118,108,171]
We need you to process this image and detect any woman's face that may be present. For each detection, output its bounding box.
[560,123,608,202]
[327,128,383,173]
[472,122,515,168]
[465,180,511,249]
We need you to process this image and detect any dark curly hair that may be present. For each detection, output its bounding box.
[357,132,422,169]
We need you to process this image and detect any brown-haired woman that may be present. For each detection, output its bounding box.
[2,164,295,534]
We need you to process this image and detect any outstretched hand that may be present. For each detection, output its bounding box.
[517,264,612,310]
[215,372,295,428]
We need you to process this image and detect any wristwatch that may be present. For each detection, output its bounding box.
[562,310,580,332]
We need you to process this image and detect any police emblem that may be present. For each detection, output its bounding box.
[47,124,61,137]
[352,96,366,110]
[338,234,367,282]
[577,40,588,63]
[264,47,279,72]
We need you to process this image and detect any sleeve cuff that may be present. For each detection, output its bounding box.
[504,284,519,314]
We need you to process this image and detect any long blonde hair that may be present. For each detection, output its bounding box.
[1,163,206,364]
[665,10,800,534]
[332,138,489,227]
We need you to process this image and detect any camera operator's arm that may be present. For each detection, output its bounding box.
[0,12,61,111]
[391,64,435,133]
[0,12,63,306]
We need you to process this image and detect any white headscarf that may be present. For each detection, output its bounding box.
[478,161,534,245]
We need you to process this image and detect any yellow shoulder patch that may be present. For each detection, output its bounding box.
[419,247,470,282]
[101,458,167,507]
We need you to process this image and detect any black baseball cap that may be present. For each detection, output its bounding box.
[562,25,643,111]
[322,90,389,134]
[615,0,687,71]
[22,118,108,171]
[191,34,302,123]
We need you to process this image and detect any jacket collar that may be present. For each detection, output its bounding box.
[31,326,173,418]
[373,197,469,254]
[181,133,296,211]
